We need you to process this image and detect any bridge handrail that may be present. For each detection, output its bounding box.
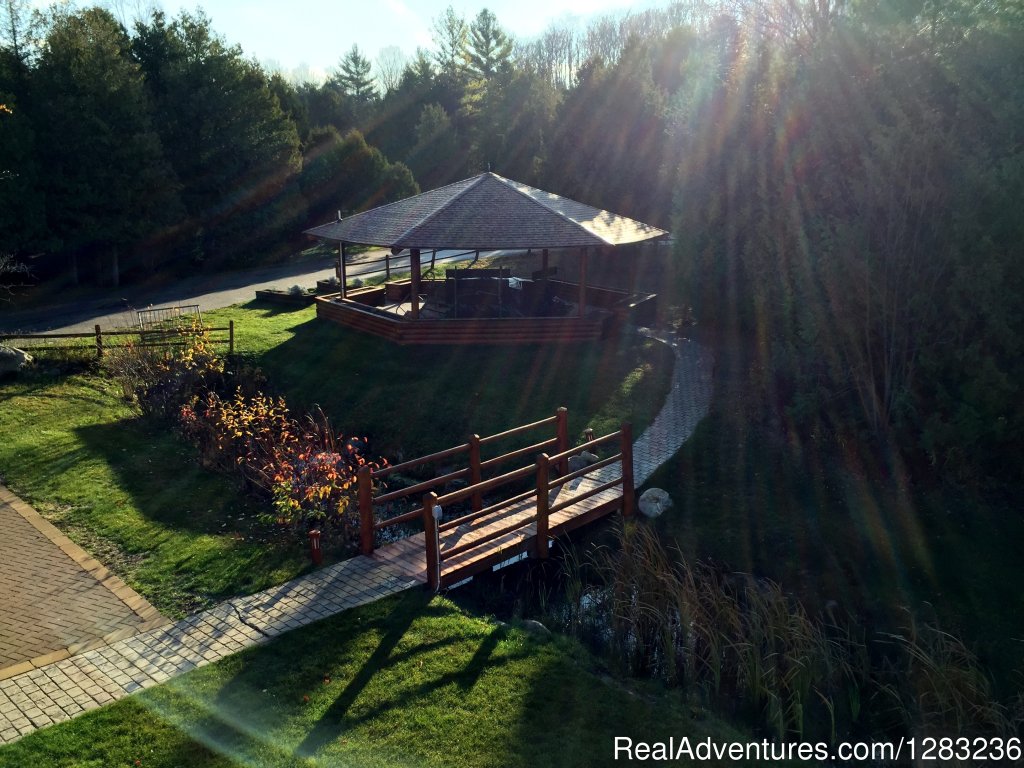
[358,407,569,555]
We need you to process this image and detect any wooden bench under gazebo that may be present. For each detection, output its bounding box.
[305,172,667,344]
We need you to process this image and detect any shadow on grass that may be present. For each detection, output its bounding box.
[74,418,252,536]
[239,298,312,315]
[292,597,513,757]
[251,317,673,459]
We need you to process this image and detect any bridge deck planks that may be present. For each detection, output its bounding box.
[369,473,624,588]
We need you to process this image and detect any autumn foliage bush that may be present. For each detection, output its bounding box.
[107,329,384,540]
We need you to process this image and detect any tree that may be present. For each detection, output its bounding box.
[1,0,32,62]
[34,7,180,285]
[467,9,513,80]
[333,44,376,103]
[407,102,461,188]
[0,48,44,256]
[374,45,406,95]
[0,253,28,297]
[131,10,301,268]
[300,127,417,225]
[432,5,468,82]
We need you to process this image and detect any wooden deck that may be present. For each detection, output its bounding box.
[370,476,624,588]
[358,408,634,591]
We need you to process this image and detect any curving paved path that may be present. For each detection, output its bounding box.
[0,329,713,745]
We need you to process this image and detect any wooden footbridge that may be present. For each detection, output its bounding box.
[356,408,635,590]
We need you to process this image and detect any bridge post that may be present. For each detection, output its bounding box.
[620,422,635,518]
[534,454,550,559]
[555,407,569,476]
[358,466,374,555]
[423,492,440,591]
[469,434,482,513]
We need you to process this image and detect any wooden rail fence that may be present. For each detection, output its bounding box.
[0,321,234,358]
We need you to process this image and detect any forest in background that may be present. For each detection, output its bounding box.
[1,0,1021,499]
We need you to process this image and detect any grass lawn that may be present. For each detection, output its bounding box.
[205,303,673,457]
[0,593,751,768]
[0,373,309,617]
[0,304,673,615]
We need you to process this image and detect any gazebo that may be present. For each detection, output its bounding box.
[304,172,667,344]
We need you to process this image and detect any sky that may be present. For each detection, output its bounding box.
[147,0,649,81]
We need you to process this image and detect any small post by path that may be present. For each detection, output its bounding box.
[94,324,103,358]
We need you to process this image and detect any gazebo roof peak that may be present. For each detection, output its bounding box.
[304,171,668,250]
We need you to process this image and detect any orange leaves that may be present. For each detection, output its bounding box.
[168,357,380,540]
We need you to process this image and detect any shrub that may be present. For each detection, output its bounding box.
[107,325,384,543]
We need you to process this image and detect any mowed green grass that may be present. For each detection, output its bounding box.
[206,302,674,458]
[0,304,673,615]
[0,594,751,768]
[0,373,309,617]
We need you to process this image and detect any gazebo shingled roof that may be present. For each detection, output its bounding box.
[304,171,668,250]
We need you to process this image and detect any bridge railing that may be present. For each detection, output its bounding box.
[357,407,568,555]
[420,422,635,590]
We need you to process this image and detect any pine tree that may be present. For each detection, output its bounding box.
[467,9,513,80]
[334,44,377,103]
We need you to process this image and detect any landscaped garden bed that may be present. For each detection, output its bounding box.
[253,287,317,306]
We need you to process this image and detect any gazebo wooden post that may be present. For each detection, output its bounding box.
[409,247,421,319]
[578,247,588,317]
[339,242,347,298]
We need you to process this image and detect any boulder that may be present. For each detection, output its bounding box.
[638,487,672,518]
[0,346,32,375]
[567,455,588,473]
[521,619,551,636]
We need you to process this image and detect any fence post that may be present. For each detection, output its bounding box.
[94,324,103,359]
[469,434,482,513]
[620,422,635,518]
[534,453,550,559]
[423,491,440,591]
[555,406,569,476]
[228,320,235,357]
[358,466,374,555]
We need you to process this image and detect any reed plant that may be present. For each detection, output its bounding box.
[560,521,1017,746]
[877,610,1013,738]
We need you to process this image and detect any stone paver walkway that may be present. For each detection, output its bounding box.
[0,553,418,743]
[0,327,713,745]
[0,486,167,680]
[631,328,714,485]
[567,329,714,497]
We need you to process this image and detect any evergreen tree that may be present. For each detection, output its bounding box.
[131,10,301,267]
[333,44,377,103]
[34,7,180,284]
[467,9,513,80]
